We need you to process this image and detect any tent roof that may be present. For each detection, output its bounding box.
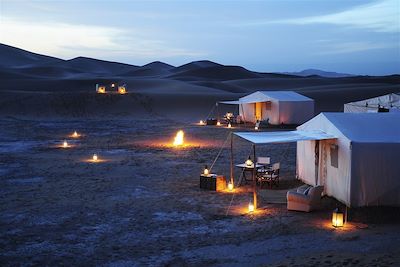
[219,91,313,104]
[345,92,400,109]
[234,130,336,144]
[321,112,400,143]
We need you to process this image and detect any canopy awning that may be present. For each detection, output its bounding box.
[219,100,243,105]
[234,130,337,144]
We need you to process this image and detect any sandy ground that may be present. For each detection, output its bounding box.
[1,116,399,266]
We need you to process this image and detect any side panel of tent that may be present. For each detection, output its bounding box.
[350,142,400,207]
[278,101,314,125]
[239,103,255,123]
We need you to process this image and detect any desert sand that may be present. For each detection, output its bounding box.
[1,44,400,266]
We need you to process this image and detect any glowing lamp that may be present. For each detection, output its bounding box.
[255,126,259,130]
[97,86,106,94]
[199,120,204,125]
[227,123,232,128]
[73,131,79,137]
[245,156,253,167]
[92,154,98,162]
[63,140,68,148]
[173,130,184,146]
[118,86,126,94]
[228,181,234,191]
[332,208,344,228]
[203,165,209,175]
[216,121,221,126]
[111,83,115,87]
[248,201,255,213]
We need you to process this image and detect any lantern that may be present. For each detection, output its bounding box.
[245,156,253,167]
[92,154,98,162]
[227,123,232,128]
[332,208,344,228]
[199,120,204,125]
[173,130,184,146]
[216,121,221,126]
[63,140,68,148]
[73,131,79,138]
[97,86,106,94]
[248,201,255,213]
[203,165,209,175]
[228,181,234,191]
[118,86,126,94]
[111,83,115,87]
[255,126,259,130]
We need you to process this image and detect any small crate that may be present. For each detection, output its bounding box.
[200,174,226,191]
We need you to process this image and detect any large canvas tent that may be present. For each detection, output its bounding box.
[297,112,400,207]
[344,92,400,113]
[220,91,314,125]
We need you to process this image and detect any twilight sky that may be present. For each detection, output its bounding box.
[0,0,399,75]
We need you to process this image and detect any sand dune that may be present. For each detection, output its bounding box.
[0,44,399,119]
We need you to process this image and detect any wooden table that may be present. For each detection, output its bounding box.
[235,163,264,185]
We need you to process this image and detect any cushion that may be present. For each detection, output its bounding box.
[303,186,312,195]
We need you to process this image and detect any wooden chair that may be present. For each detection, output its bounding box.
[257,162,280,188]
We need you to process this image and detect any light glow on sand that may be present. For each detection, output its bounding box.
[173,130,185,147]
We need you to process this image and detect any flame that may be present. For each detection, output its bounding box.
[173,130,184,146]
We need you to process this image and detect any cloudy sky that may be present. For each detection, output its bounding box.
[0,0,399,75]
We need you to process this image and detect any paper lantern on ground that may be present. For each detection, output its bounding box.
[73,131,79,138]
[92,154,98,162]
[248,201,255,213]
[245,156,253,167]
[203,165,209,175]
[63,140,68,148]
[199,120,204,125]
[332,208,344,228]
[173,130,184,146]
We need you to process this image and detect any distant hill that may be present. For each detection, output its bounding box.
[284,69,354,78]
[0,43,62,68]
[171,60,222,73]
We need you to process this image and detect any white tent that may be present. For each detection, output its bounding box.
[344,92,400,113]
[220,91,314,125]
[297,112,400,207]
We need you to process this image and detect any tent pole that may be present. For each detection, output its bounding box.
[216,102,219,122]
[230,133,234,185]
[253,144,257,210]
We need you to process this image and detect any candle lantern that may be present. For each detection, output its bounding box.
[332,208,344,228]
[245,156,253,167]
[248,201,255,213]
[227,123,232,128]
[228,181,234,191]
[93,154,98,162]
[216,121,221,126]
[63,140,68,148]
[203,165,209,175]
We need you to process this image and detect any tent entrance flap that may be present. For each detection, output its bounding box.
[234,130,337,144]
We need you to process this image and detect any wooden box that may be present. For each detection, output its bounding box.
[200,174,226,191]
